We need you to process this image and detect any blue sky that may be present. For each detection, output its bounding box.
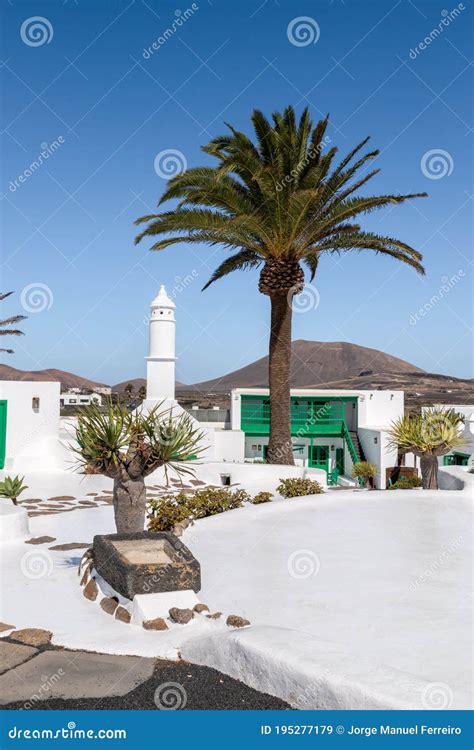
[1,0,472,385]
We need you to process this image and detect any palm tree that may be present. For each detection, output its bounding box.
[135,106,426,464]
[138,385,147,401]
[1,292,26,353]
[73,401,205,532]
[124,382,134,400]
[388,407,465,489]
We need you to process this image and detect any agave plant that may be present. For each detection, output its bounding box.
[135,106,426,465]
[388,407,465,490]
[0,475,28,505]
[0,291,26,353]
[73,401,205,532]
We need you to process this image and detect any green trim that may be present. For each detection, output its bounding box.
[0,401,7,470]
[342,421,359,466]
[240,395,357,436]
[309,445,329,473]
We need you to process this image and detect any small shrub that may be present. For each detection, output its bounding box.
[147,487,249,531]
[251,491,273,504]
[147,492,190,531]
[188,487,249,519]
[388,475,423,490]
[276,477,324,498]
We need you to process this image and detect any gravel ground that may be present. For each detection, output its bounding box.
[1,658,291,711]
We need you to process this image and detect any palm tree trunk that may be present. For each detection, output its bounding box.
[266,293,294,465]
[420,454,438,490]
[113,473,147,533]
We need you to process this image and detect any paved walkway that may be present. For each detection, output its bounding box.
[0,637,289,710]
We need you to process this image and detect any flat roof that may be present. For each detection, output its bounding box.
[231,387,404,397]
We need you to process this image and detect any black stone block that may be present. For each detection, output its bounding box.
[92,531,200,600]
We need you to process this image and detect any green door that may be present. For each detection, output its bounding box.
[309,445,329,473]
[335,447,344,477]
[0,401,7,470]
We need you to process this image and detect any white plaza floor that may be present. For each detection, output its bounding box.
[0,467,472,710]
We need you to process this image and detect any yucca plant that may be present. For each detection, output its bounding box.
[0,291,26,353]
[0,475,28,505]
[73,401,206,532]
[135,106,426,464]
[388,408,465,490]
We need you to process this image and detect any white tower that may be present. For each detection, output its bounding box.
[146,285,176,401]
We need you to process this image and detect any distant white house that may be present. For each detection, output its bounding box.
[60,392,102,407]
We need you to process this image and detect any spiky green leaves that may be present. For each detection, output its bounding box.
[73,401,206,479]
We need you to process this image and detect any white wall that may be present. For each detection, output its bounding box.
[357,391,404,428]
[358,428,398,489]
[0,381,62,472]
[213,430,245,463]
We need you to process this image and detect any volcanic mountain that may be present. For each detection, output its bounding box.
[187,340,425,392]
[0,364,108,391]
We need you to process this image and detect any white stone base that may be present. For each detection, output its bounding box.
[131,590,199,626]
[0,503,30,542]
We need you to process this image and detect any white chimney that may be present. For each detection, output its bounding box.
[146,285,176,401]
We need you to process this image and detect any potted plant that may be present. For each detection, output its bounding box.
[0,475,28,505]
[352,461,377,489]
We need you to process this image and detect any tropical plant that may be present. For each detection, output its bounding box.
[138,385,147,401]
[135,106,426,464]
[276,477,323,498]
[73,401,206,532]
[387,408,465,490]
[352,460,377,489]
[124,383,134,400]
[0,292,26,353]
[0,475,28,505]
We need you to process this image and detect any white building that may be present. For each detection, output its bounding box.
[0,284,408,486]
[60,392,102,407]
[227,388,402,488]
[0,380,63,471]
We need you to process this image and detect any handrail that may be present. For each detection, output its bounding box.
[342,421,359,466]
